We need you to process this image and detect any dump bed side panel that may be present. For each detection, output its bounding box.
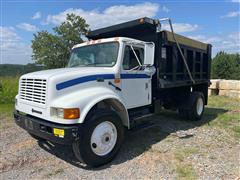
[158,31,212,89]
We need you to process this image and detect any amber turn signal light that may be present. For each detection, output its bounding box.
[64,108,80,119]
[114,78,121,84]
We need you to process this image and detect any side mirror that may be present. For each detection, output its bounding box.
[144,42,155,66]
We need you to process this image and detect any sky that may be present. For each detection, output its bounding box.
[0,0,239,65]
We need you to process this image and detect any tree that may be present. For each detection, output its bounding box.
[211,51,240,80]
[32,14,89,69]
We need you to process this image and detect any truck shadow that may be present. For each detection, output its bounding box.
[37,107,227,170]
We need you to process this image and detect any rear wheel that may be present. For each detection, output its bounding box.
[72,110,124,167]
[179,92,205,121]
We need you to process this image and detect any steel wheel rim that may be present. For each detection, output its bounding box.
[90,121,117,156]
[196,97,204,115]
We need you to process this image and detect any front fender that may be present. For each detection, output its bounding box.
[50,87,128,124]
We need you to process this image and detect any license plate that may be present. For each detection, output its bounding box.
[53,128,65,138]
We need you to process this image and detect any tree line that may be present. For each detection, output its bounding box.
[0,64,44,77]
[211,52,239,80]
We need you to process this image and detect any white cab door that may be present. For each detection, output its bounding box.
[121,45,152,109]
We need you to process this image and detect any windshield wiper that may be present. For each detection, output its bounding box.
[85,63,96,66]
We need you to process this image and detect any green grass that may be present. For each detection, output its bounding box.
[0,103,14,115]
[174,147,198,179]
[0,76,19,104]
[207,95,240,110]
[0,103,15,129]
[0,77,18,129]
[206,96,240,139]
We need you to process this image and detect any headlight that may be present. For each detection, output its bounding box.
[56,108,64,118]
[51,108,80,119]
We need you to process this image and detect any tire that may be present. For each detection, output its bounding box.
[178,92,205,121]
[72,109,124,167]
[28,133,45,141]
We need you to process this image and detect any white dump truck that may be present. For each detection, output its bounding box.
[14,17,212,167]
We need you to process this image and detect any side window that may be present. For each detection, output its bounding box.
[123,45,144,70]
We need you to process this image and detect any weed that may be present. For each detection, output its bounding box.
[44,168,64,178]
[176,163,197,180]
[0,104,15,129]
[232,126,240,138]
[174,147,199,162]
[174,148,199,179]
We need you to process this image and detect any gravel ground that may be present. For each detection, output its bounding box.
[0,107,239,179]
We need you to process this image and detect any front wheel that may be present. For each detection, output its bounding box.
[72,110,124,167]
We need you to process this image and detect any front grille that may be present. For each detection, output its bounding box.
[20,78,47,104]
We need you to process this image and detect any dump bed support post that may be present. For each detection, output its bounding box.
[200,52,203,79]
[192,51,196,79]
[207,45,212,80]
[183,49,187,79]
[172,45,178,81]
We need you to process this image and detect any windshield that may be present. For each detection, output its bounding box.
[68,42,119,67]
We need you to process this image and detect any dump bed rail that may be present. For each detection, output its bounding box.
[163,31,208,51]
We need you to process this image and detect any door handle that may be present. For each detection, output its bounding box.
[145,83,148,89]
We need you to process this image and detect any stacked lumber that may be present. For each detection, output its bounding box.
[208,79,240,98]
[208,79,221,96]
[218,80,240,91]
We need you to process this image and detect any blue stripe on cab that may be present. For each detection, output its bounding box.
[56,74,115,90]
[120,73,150,79]
[56,73,150,90]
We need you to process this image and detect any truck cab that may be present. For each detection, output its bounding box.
[14,37,156,166]
[14,17,211,167]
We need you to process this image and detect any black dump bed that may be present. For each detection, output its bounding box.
[87,17,212,89]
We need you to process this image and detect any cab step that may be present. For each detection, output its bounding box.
[128,105,152,120]
[129,121,156,133]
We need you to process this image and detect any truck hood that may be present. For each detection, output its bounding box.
[21,67,116,80]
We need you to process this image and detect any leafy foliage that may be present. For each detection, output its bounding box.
[32,14,89,69]
[211,51,240,80]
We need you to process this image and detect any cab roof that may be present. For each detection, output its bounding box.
[72,37,146,49]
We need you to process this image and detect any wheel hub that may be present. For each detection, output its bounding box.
[196,97,204,115]
[90,121,117,156]
[101,133,111,144]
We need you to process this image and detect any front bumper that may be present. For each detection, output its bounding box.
[14,110,80,145]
